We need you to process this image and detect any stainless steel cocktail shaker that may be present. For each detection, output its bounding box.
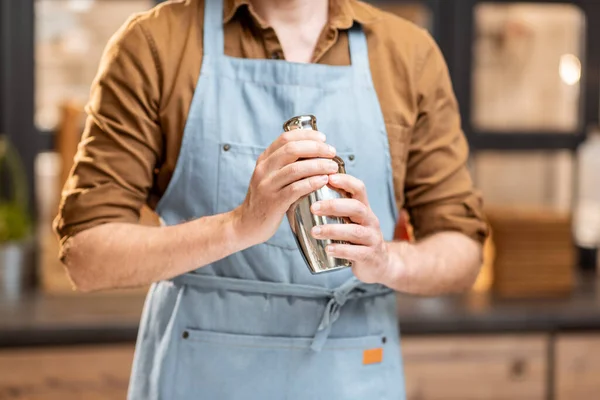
[284,115,352,274]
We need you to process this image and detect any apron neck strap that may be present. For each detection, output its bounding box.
[203,0,370,77]
[347,24,370,77]
[203,0,225,57]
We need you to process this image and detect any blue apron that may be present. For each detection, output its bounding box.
[127,0,405,398]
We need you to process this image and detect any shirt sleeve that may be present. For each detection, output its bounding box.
[53,16,162,246]
[403,33,489,245]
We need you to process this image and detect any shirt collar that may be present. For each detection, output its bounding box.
[222,0,377,30]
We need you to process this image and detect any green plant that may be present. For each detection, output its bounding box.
[0,135,31,242]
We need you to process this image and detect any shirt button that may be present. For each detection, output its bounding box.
[348,154,355,161]
[182,331,189,339]
[223,144,231,151]
[270,51,281,60]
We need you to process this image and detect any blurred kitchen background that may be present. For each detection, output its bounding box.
[1,0,600,399]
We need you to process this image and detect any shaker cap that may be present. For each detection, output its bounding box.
[283,115,317,131]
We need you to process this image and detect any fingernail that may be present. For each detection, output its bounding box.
[328,145,336,155]
[312,202,321,211]
[326,245,335,253]
[329,162,339,172]
[312,226,321,235]
[329,174,339,183]
[319,175,329,183]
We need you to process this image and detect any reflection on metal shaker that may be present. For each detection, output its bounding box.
[283,115,353,274]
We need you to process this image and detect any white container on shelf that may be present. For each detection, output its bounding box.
[35,151,61,225]
[574,129,600,255]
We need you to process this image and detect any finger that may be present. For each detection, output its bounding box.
[325,243,372,263]
[328,174,369,207]
[264,140,336,171]
[311,223,378,246]
[261,130,327,160]
[311,198,375,226]
[271,158,339,189]
[280,175,329,207]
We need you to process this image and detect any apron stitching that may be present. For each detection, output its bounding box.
[208,69,365,89]
[166,284,187,400]
[183,339,374,351]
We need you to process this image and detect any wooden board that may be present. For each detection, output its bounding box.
[401,335,548,400]
[555,334,600,400]
[0,345,134,400]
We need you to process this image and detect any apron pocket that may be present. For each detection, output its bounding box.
[216,142,298,250]
[174,328,389,400]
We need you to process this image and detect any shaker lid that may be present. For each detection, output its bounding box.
[332,156,346,174]
[283,115,317,131]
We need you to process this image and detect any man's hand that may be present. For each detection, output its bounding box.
[309,173,482,296]
[309,173,393,284]
[235,130,339,246]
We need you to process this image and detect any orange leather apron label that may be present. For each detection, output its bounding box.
[362,348,383,365]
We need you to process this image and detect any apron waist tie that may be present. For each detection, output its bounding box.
[170,273,393,353]
[311,284,352,352]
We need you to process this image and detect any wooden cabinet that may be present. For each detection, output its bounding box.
[3,333,600,399]
[555,334,600,400]
[401,335,548,400]
[0,345,134,400]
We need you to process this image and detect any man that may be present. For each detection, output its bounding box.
[54,0,488,398]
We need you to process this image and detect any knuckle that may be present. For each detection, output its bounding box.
[357,179,366,192]
[288,163,300,177]
[284,142,299,156]
[282,186,295,200]
[352,225,365,239]
[359,203,369,217]
[256,180,268,193]
[280,132,293,143]
[257,151,267,163]
[372,216,381,229]
[291,181,306,195]
[254,162,265,176]
[318,160,332,172]
[351,200,364,216]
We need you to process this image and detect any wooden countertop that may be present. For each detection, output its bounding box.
[1,274,600,347]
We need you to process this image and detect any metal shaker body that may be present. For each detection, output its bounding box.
[284,115,352,274]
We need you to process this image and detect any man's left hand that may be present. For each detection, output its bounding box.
[310,174,392,284]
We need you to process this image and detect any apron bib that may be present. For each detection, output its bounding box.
[127,0,405,398]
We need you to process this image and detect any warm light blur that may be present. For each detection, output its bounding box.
[67,0,94,13]
[559,53,582,86]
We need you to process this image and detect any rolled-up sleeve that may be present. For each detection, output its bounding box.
[53,16,162,248]
[403,34,488,245]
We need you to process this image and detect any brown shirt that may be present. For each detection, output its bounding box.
[54,0,488,249]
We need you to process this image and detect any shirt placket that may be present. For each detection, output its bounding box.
[261,27,284,60]
[312,26,339,63]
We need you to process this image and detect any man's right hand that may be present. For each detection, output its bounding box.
[233,130,338,246]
